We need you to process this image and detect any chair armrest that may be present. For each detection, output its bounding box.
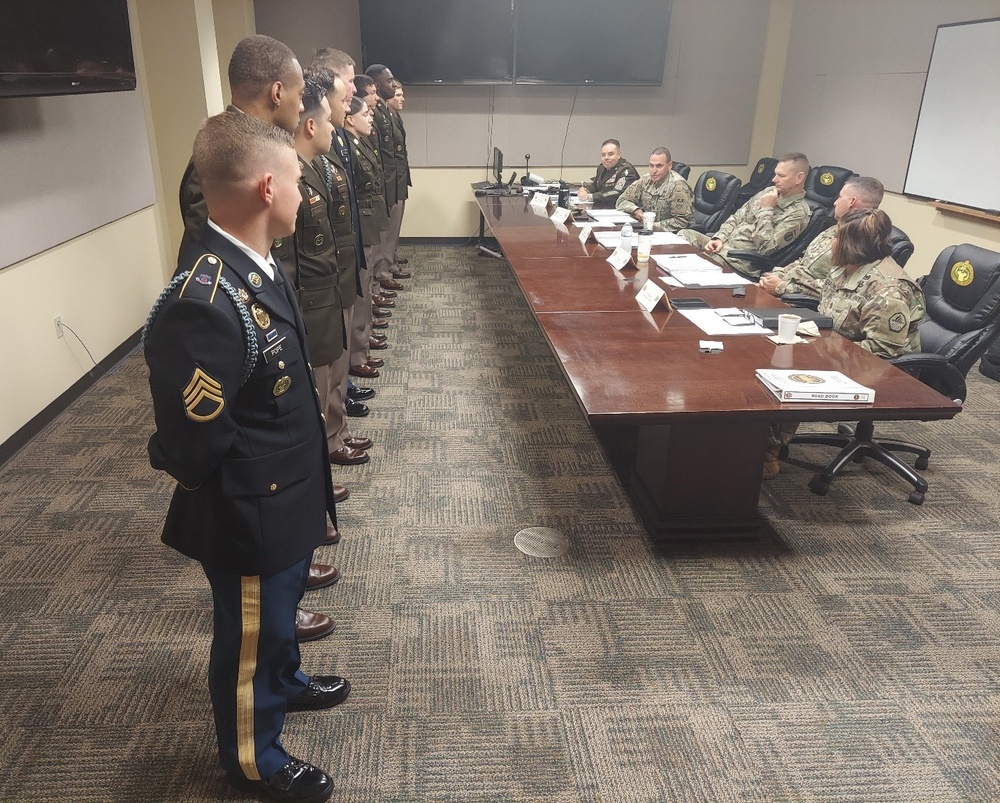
[726,250,773,271]
[779,293,820,311]
[890,353,967,403]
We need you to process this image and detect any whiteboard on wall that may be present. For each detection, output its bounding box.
[904,17,1000,212]
[0,89,156,270]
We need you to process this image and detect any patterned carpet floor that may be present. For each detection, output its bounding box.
[0,245,997,802]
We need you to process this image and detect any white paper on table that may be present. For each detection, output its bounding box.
[595,230,689,250]
[678,308,774,336]
[669,270,753,288]
[661,275,684,287]
[571,221,615,229]
[587,209,634,223]
[653,253,717,271]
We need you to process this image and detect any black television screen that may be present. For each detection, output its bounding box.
[515,0,670,85]
[493,147,503,184]
[360,0,514,85]
[0,0,137,98]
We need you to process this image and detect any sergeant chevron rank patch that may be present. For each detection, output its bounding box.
[183,367,225,422]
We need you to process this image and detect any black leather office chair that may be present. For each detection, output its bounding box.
[979,337,1000,380]
[689,171,742,234]
[727,165,856,278]
[734,157,778,209]
[888,225,914,268]
[786,243,1000,504]
[672,162,691,180]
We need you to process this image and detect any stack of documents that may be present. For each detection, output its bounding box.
[653,253,753,288]
[678,308,773,336]
[756,369,876,403]
[587,209,634,225]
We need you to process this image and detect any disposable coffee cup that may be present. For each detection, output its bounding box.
[776,313,801,344]
[642,211,655,230]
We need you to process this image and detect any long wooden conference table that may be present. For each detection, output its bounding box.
[477,191,961,540]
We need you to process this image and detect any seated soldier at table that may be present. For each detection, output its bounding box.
[577,139,639,208]
[615,147,693,231]
[758,175,885,300]
[679,152,810,276]
[765,207,926,477]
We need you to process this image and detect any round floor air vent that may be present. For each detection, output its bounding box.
[513,527,570,557]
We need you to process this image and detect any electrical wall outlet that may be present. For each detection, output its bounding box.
[54,316,63,339]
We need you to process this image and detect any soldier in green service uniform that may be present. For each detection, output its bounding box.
[578,139,639,208]
[616,147,694,231]
[764,207,924,477]
[759,176,885,300]
[679,152,811,277]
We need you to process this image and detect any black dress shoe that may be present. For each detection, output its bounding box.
[305,563,340,590]
[347,386,376,401]
[295,609,335,642]
[286,675,352,711]
[396,257,408,265]
[228,757,333,802]
[346,399,369,417]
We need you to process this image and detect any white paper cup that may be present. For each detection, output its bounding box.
[776,313,801,344]
[642,211,655,229]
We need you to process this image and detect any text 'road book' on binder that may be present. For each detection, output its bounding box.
[756,369,876,403]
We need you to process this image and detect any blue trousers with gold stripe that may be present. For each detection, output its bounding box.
[202,555,311,780]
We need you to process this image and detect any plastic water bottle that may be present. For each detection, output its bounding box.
[620,222,634,251]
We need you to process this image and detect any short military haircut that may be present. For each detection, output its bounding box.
[193,111,293,195]
[348,95,366,116]
[777,151,810,175]
[365,63,389,79]
[834,207,892,267]
[228,35,297,99]
[354,74,375,93]
[602,139,621,149]
[312,48,354,74]
[844,175,885,209]
[650,146,672,161]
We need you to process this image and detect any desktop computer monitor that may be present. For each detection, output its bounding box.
[492,147,503,185]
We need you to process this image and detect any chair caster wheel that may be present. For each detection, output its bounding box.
[914,457,929,470]
[837,423,855,436]
[809,476,830,496]
[907,491,925,505]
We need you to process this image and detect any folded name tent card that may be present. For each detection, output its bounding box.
[755,369,876,403]
[607,247,632,271]
[577,224,593,243]
[635,279,669,312]
[550,206,572,224]
[529,191,549,209]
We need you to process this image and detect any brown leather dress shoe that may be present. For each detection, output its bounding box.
[306,563,341,590]
[377,288,398,299]
[349,363,380,378]
[380,278,405,291]
[329,446,370,465]
[396,257,409,265]
[392,270,411,280]
[296,608,336,642]
[369,337,388,350]
[332,484,350,504]
[371,318,389,329]
[343,435,372,450]
[365,357,384,369]
[323,524,341,545]
[372,295,395,308]
[372,307,391,317]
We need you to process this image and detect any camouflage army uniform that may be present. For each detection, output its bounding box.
[769,225,835,298]
[680,188,810,275]
[766,255,925,469]
[616,170,693,231]
[582,157,639,208]
[819,256,925,358]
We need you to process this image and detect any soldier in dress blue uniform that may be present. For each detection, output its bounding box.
[144,112,349,803]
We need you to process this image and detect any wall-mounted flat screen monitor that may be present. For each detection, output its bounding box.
[515,0,671,85]
[0,0,137,98]
[360,0,514,85]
